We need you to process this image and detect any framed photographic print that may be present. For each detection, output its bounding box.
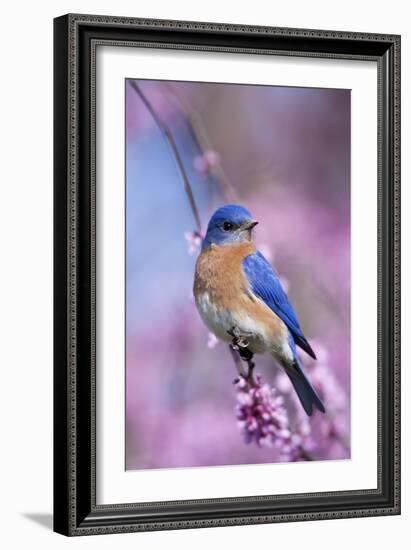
[53,14,401,536]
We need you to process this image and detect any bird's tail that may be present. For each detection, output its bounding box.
[284,360,325,417]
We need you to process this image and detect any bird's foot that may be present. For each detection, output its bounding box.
[228,326,256,384]
[228,326,252,352]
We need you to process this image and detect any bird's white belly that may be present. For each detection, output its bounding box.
[195,291,273,354]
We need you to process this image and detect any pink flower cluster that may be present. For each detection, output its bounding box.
[235,375,303,459]
[193,150,221,178]
[184,231,204,255]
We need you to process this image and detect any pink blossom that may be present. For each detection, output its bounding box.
[207,332,220,349]
[235,375,301,459]
[193,150,221,178]
[184,231,203,255]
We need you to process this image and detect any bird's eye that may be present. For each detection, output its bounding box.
[223,221,234,231]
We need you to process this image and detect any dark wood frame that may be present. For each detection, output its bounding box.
[54,13,401,536]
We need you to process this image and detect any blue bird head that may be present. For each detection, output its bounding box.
[202,204,258,249]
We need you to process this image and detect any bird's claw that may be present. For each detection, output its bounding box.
[228,326,251,350]
[228,327,256,380]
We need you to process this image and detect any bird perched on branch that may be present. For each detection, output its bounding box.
[193,204,325,416]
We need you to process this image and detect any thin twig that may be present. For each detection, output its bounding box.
[229,346,247,378]
[129,81,202,234]
[163,82,239,203]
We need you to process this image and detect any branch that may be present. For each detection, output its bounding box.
[163,82,239,203]
[129,81,202,235]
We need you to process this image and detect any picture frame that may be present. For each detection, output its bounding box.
[53,13,401,536]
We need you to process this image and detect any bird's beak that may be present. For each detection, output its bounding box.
[243,220,258,231]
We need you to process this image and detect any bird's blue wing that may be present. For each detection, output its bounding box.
[242,251,316,359]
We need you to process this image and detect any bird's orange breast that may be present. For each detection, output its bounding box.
[194,242,256,309]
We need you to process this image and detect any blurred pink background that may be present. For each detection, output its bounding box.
[125,79,351,469]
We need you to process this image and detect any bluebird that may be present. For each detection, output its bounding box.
[193,204,325,416]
